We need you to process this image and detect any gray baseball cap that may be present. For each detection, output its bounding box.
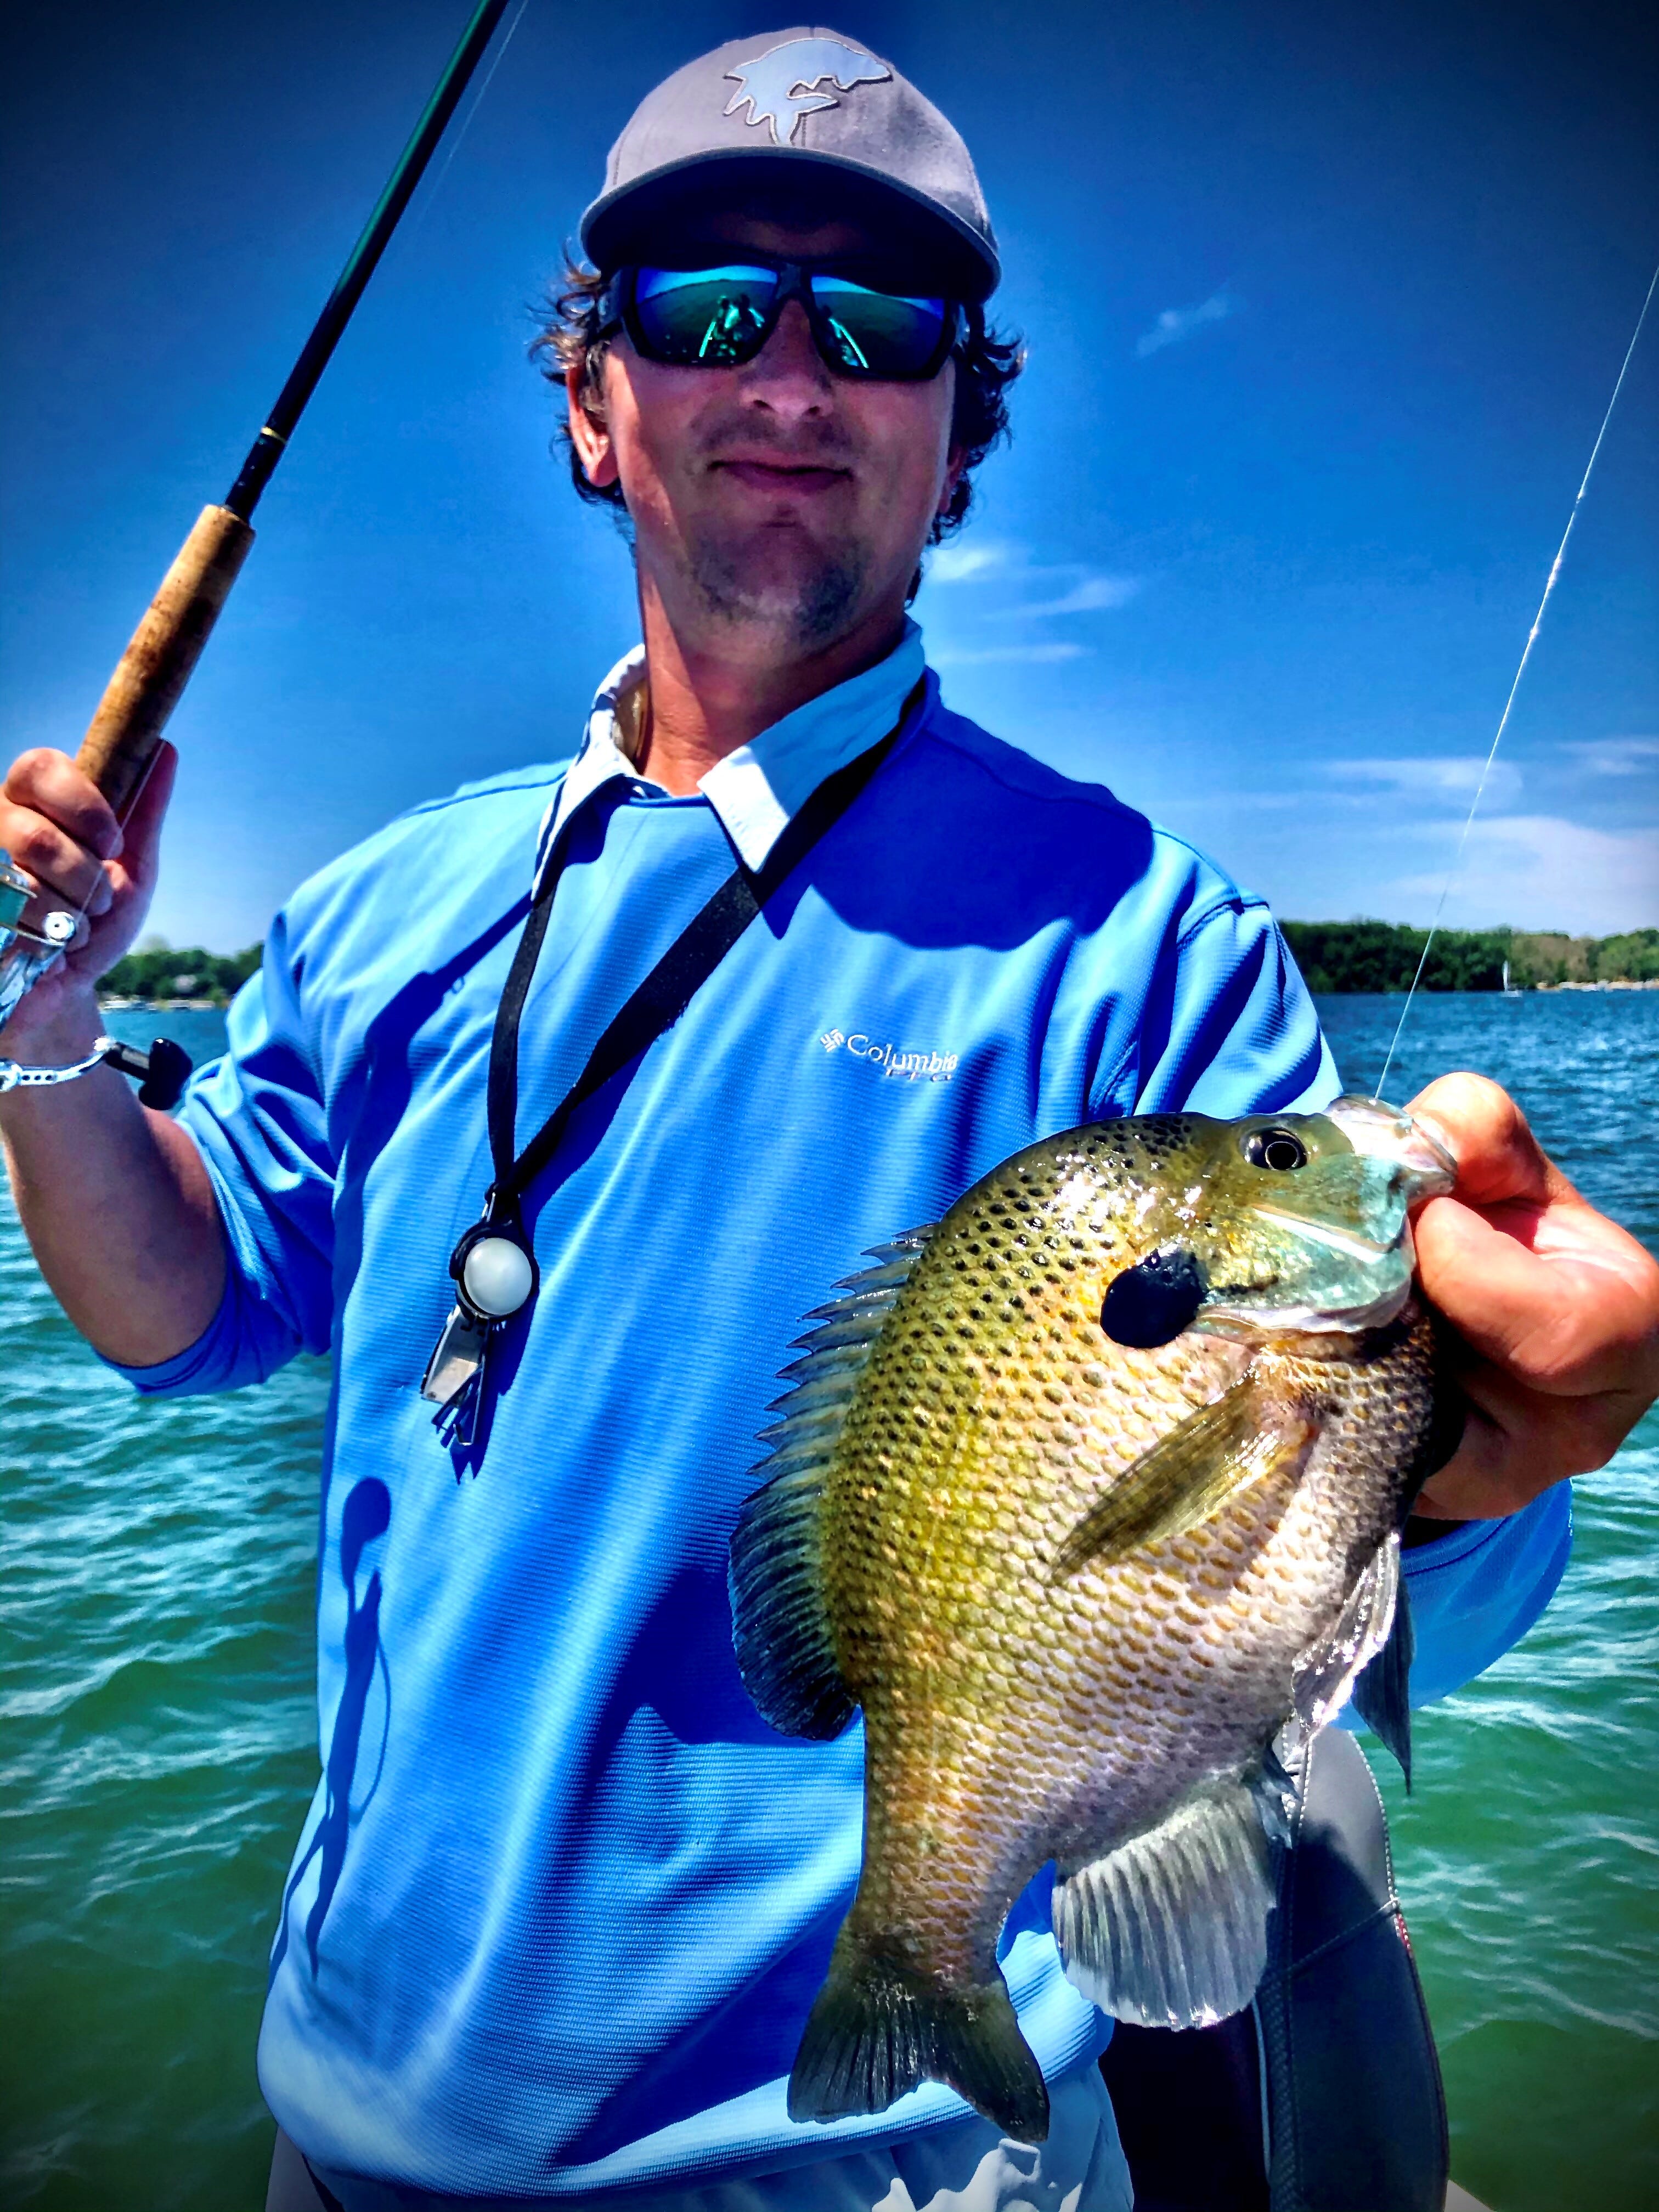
[581,29,1000,300]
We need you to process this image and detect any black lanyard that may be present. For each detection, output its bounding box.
[420,687,918,1438]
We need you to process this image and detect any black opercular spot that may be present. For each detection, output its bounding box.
[1101,1246,1207,1350]
[1242,1126,1309,1172]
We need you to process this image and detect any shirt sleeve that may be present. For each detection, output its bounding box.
[102,910,338,1397]
[1393,1484,1572,1706]
[1125,891,1340,1117]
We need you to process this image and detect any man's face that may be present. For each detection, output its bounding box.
[568,211,963,663]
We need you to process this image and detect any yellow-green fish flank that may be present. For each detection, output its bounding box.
[729,1096,1456,2140]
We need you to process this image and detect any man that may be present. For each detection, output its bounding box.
[2,30,1654,2212]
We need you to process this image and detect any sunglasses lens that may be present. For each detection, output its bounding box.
[631,266,778,365]
[808,275,952,376]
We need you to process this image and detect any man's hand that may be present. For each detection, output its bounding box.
[0,741,176,1055]
[1407,1071,1659,1521]
[0,735,223,1367]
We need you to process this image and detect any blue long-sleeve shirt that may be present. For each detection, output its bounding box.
[111,626,1567,2204]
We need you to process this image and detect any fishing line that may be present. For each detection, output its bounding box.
[1376,257,1659,1100]
[397,0,532,250]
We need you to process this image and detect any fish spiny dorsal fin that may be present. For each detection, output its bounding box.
[727,1226,936,1741]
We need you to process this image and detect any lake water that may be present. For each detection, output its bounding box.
[1,993,1654,2211]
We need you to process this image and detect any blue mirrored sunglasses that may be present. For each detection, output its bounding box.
[597,259,965,381]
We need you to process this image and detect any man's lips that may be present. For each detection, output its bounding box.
[709,456,853,494]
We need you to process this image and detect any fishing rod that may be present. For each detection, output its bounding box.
[0,0,515,1087]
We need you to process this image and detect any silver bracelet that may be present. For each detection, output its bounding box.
[0,1035,119,1094]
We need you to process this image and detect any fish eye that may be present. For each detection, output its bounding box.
[1242,1127,1308,1172]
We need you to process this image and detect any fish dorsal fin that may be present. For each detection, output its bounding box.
[1052,1777,1277,2027]
[1053,1373,1323,1579]
[728,1227,935,1740]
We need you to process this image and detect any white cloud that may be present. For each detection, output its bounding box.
[1388,814,1659,936]
[1136,289,1239,358]
[1000,574,1142,618]
[926,541,1014,584]
[1564,736,1659,777]
[930,642,1091,668]
[1326,755,1523,804]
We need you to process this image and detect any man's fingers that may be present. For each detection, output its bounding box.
[7,811,115,917]
[1407,1070,1572,1208]
[3,748,123,862]
[1417,1362,1643,1519]
[1416,1188,1659,1395]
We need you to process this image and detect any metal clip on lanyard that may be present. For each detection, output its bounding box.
[420,698,917,1446]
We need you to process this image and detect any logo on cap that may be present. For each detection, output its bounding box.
[724,37,891,148]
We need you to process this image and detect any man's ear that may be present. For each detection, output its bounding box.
[566,358,619,488]
[936,444,967,518]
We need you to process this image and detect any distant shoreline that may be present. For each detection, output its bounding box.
[97,923,1659,1005]
[1280,921,1658,994]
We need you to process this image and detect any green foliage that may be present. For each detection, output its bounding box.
[98,943,262,1005]
[1282,921,1508,994]
[1283,922,1659,992]
[1594,928,1659,983]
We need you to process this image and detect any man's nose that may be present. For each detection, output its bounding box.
[735,298,834,416]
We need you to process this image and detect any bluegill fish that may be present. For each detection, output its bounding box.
[728,1097,1457,2141]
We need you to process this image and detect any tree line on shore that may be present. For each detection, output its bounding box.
[98,923,1659,1004]
[1281,922,1659,994]
[99,944,263,1003]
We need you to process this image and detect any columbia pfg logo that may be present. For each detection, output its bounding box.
[725,38,891,147]
[818,1026,958,1082]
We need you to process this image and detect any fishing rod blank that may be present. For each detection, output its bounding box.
[74,0,511,820]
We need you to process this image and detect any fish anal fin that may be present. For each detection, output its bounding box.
[1052,1780,1276,2028]
[1054,1374,1322,1579]
[789,1929,1050,2142]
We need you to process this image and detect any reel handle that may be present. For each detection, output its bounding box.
[75,504,255,816]
[101,1036,193,1111]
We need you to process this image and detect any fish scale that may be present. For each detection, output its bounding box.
[727,1097,1456,2140]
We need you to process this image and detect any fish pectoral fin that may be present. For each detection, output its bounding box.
[1052,1779,1276,2028]
[1053,1374,1322,1578]
[789,1926,1050,2142]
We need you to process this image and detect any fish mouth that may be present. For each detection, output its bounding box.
[1194,1206,1418,1340]
[1194,1267,1417,1345]
[1324,1094,1458,1200]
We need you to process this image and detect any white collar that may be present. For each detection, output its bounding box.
[534,620,926,890]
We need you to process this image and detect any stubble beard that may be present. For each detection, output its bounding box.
[686,525,871,652]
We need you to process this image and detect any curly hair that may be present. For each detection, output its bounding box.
[531,252,1023,551]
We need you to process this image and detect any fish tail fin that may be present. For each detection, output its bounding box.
[788,1928,1051,2143]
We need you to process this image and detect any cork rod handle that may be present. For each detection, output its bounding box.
[75,504,255,817]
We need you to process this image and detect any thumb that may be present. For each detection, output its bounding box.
[1407,1070,1573,1209]
[111,742,178,899]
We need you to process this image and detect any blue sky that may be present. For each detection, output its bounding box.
[2,0,1654,951]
